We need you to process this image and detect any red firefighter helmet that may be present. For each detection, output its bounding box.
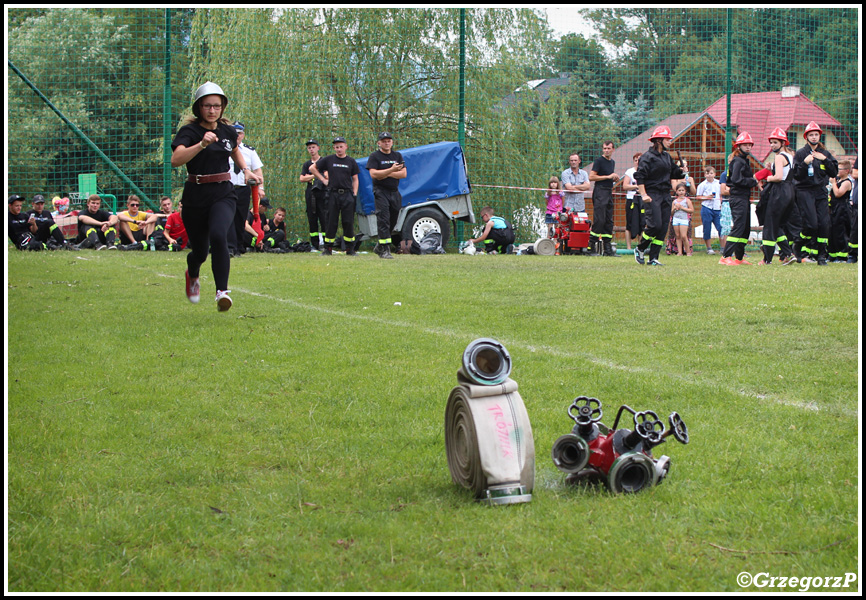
[733,131,754,147]
[803,121,823,139]
[768,127,789,145]
[648,125,673,140]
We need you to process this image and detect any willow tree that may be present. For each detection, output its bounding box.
[186,8,555,234]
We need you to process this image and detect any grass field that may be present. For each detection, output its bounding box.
[5,247,860,592]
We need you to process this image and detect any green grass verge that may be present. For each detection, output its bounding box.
[6,249,859,591]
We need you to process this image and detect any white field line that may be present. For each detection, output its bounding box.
[153,270,854,418]
[228,284,855,419]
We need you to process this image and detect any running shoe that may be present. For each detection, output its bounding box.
[734,258,751,265]
[780,255,797,266]
[216,290,232,312]
[634,247,645,265]
[718,257,735,265]
[185,270,200,304]
[648,259,664,266]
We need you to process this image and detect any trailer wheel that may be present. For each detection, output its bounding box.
[402,208,450,247]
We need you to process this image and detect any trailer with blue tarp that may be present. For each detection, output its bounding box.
[355,141,474,247]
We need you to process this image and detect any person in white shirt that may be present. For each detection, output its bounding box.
[622,153,643,250]
[227,121,265,255]
[696,167,723,254]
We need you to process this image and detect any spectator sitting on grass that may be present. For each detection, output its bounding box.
[164,200,188,250]
[76,194,119,250]
[28,194,71,250]
[8,194,42,251]
[120,196,178,251]
[117,195,156,245]
[262,206,289,252]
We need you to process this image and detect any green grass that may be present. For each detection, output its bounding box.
[6,248,859,592]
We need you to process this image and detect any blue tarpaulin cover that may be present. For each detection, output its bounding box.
[356,141,470,216]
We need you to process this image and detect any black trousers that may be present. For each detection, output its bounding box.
[760,181,794,263]
[182,195,235,292]
[828,197,851,259]
[722,195,750,260]
[637,189,672,261]
[228,185,252,253]
[590,187,614,239]
[625,195,644,239]
[305,186,328,247]
[374,187,402,244]
[324,190,355,247]
[795,186,830,259]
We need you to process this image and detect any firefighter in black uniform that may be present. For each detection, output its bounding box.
[8,194,43,251]
[589,141,619,256]
[309,137,360,256]
[633,125,685,266]
[28,194,70,249]
[756,128,796,265]
[300,139,328,250]
[720,132,758,265]
[367,132,407,260]
[792,121,838,265]
[828,160,854,262]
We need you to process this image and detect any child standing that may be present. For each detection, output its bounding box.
[671,182,694,256]
[545,175,563,238]
[696,167,722,254]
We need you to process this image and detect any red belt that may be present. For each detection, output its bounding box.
[187,172,231,184]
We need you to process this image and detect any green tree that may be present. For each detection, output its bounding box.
[8,9,131,198]
[609,91,655,142]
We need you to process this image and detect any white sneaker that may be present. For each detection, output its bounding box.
[706,249,715,255]
[216,290,232,312]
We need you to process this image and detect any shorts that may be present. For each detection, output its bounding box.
[672,218,689,227]
[720,202,733,237]
[545,214,557,224]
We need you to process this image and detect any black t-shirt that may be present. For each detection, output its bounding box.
[78,207,113,229]
[27,208,56,231]
[171,121,238,176]
[315,154,359,192]
[366,149,404,191]
[172,121,238,208]
[8,210,32,244]
[266,218,286,233]
[591,156,616,190]
[302,160,326,190]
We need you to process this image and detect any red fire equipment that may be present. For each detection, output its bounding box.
[553,211,592,254]
[551,396,689,493]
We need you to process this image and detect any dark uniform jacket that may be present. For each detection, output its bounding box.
[634,147,685,194]
[792,145,838,189]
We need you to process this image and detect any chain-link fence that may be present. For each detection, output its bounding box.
[8,7,859,247]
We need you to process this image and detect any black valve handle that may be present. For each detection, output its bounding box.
[667,412,689,445]
[568,396,602,426]
[633,410,665,444]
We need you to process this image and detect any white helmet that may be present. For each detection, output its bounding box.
[192,81,227,118]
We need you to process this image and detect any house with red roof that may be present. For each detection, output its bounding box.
[610,86,856,185]
[704,86,857,161]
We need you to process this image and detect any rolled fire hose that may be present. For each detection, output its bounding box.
[533,238,556,256]
[445,339,535,505]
